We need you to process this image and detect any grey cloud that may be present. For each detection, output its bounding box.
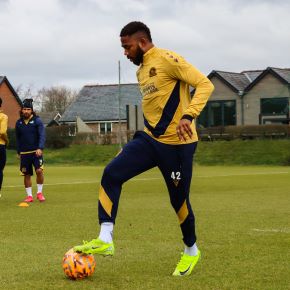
[0,0,289,91]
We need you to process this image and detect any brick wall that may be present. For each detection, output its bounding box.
[0,82,21,128]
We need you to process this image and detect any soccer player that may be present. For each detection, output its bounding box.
[0,97,8,193]
[74,21,214,276]
[15,99,46,202]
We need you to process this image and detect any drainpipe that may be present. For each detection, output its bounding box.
[238,90,245,125]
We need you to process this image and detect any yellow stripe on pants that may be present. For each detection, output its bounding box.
[99,185,113,217]
[177,200,188,224]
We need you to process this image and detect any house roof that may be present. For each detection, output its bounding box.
[209,70,251,92]
[208,67,290,93]
[241,70,263,82]
[243,67,290,91]
[60,83,142,123]
[0,76,22,105]
[37,111,60,125]
[270,67,290,83]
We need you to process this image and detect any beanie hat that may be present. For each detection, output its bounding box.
[22,98,33,109]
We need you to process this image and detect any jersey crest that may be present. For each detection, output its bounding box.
[149,67,157,77]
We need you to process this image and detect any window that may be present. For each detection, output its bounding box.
[198,100,236,127]
[223,101,236,126]
[99,122,112,134]
[261,97,289,115]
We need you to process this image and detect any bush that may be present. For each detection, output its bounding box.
[7,125,75,150]
[73,132,127,145]
[7,128,17,150]
[45,125,74,149]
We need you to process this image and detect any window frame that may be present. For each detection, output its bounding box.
[99,122,113,134]
[260,97,289,116]
[197,100,237,127]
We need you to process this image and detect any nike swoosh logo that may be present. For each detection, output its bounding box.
[91,246,112,251]
[179,263,192,275]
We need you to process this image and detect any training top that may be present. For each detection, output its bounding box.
[15,115,45,154]
[137,46,214,145]
[0,110,8,146]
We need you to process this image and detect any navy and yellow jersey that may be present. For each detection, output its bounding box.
[15,115,45,154]
[137,46,214,145]
[0,110,8,146]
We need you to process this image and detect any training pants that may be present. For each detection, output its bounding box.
[0,145,6,190]
[98,131,198,247]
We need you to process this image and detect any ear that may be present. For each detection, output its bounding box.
[138,37,147,51]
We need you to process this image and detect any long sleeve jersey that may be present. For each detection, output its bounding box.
[137,46,214,144]
[15,115,45,154]
[0,110,8,145]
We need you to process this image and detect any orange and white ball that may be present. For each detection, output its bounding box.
[62,248,96,280]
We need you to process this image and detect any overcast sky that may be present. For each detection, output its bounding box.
[0,0,289,93]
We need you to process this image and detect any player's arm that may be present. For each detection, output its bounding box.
[167,56,214,118]
[166,55,214,141]
[36,118,45,156]
[0,114,8,135]
[0,114,8,144]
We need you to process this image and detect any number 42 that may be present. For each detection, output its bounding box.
[171,171,181,180]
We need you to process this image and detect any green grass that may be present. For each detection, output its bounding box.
[6,144,120,166]
[6,139,290,166]
[0,165,289,289]
[195,139,290,165]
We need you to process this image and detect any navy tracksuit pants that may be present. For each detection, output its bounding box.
[98,131,198,247]
[0,145,6,190]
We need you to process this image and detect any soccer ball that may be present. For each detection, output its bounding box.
[62,248,96,280]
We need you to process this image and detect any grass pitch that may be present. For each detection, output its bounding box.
[0,165,289,290]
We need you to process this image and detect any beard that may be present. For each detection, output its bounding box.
[131,46,144,66]
[22,111,32,119]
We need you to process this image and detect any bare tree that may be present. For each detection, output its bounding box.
[15,84,33,99]
[15,83,43,110]
[38,86,78,114]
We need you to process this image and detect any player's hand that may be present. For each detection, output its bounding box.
[176,119,193,141]
[17,154,20,159]
[36,149,43,157]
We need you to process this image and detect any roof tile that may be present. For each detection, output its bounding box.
[60,84,141,122]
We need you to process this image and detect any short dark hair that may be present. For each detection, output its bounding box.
[120,21,152,42]
[0,97,2,107]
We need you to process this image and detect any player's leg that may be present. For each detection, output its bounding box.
[21,154,34,202]
[0,145,6,193]
[99,133,156,224]
[33,154,45,202]
[157,141,200,276]
[74,132,157,255]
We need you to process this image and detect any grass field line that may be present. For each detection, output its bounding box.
[3,170,289,189]
[3,180,101,188]
[252,228,290,234]
[2,178,161,188]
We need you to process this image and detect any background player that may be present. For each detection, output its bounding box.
[0,97,8,196]
[15,99,46,202]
